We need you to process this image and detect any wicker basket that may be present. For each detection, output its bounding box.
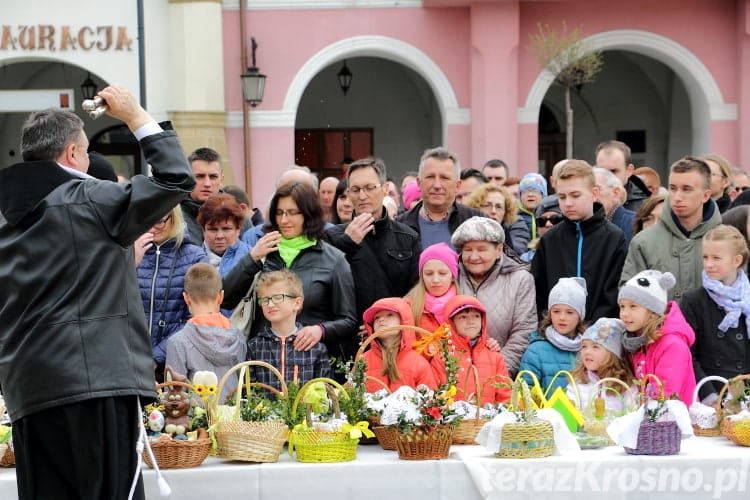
[718,374,750,446]
[495,378,555,459]
[289,378,360,463]
[690,376,728,437]
[452,367,510,445]
[395,425,453,460]
[371,425,399,450]
[582,377,636,445]
[144,428,211,469]
[211,361,289,462]
[624,374,681,456]
[143,380,211,469]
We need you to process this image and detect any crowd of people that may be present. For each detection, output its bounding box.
[1,85,750,498]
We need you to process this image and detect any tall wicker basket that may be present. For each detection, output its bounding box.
[624,374,681,456]
[211,361,290,462]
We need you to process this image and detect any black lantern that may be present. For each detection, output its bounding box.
[241,37,266,107]
[80,72,97,100]
[337,60,352,96]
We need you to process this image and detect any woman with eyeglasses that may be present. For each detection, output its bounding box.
[464,183,530,255]
[451,217,537,377]
[135,204,208,381]
[222,182,358,376]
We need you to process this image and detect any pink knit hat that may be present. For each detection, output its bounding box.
[418,242,459,279]
[402,180,421,209]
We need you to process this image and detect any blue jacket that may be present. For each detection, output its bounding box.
[518,331,578,391]
[218,239,251,278]
[137,237,208,366]
[611,205,635,244]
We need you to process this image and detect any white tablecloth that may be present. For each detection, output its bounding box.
[0,437,748,499]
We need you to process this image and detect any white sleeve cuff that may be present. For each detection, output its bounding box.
[132,121,163,141]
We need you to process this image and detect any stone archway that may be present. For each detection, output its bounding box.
[518,29,737,155]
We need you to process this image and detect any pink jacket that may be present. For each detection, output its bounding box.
[630,301,696,406]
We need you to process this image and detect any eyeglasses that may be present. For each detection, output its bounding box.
[256,293,298,306]
[536,214,563,226]
[710,172,727,179]
[480,202,505,211]
[153,215,172,227]
[348,184,382,195]
[275,209,302,218]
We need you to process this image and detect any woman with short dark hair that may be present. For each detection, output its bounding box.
[222,182,358,368]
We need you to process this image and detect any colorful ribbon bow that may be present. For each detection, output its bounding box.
[341,421,375,440]
[412,323,451,358]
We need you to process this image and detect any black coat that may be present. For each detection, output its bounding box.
[396,200,486,240]
[327,208,421,320]
[681,286,750,400]
[0,130,194,421]
[531,203,628,323]
[222,240,358,360]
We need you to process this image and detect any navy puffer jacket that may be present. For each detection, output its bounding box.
[137,237,208,366]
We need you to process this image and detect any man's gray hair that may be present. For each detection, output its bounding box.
[418,147,460,178]
[593,167,623,188]
[451,216,505,249]
[21,108,84,162]
[276,165,319,190]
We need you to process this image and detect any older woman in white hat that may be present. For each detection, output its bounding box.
[451,216,538,375]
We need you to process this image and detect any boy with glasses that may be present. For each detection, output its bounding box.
[246,268,331,390]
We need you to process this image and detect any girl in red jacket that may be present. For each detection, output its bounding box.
[362,297,438,393]
[618,270,696,406]
[431,295,511,404]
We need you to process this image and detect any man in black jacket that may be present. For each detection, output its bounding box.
[0,85,195,500]
[595,140,651,213]
[397,147,485,249]
[327,158,422,321]
[181,147,224,244]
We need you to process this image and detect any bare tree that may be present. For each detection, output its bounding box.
[529,22,603,158]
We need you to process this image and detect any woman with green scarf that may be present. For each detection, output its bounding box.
[222,181,359,367]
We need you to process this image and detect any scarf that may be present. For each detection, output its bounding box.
[277,235,316,268]
[702,270,750,336]
[544,326,582,352]
[423,285,456,325]
[621,331,648,353]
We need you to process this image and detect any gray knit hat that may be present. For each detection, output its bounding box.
[582,317,626,359]
[618,270,676,315]
[548,277,587,320]
[451,216,505,249]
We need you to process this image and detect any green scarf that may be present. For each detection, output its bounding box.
[278,235,317,267]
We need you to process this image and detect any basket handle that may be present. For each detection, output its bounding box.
[636,373,666,404]
[364,375,392,394]
[290,377,351,422]
[715,374,750,414]
[586,377,637,413]
[692,375,729,405]
[153,380,205,409]
[211,360,288,423]
[514,370,546,406]
[461,366,511,419]
[543,370,581,408]
[354,324,437,362]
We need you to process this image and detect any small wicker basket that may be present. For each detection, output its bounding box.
[495,378,555,459]
[452,367,510,445]
[718,374,750,447]
[395,425,453,460]
[288,378,360,463]
[143,380,211,469]
[624,374,681,456]
[690,375,728,437]
[211,361,289,462]
[582,377,636,445]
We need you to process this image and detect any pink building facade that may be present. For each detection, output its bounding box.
[223,0,749,207]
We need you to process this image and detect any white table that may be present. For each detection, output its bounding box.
[0,437,747,499]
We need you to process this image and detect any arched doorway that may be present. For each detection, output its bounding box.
[294,56,441,180]
[539,50,692,180]
[522,30,735,177]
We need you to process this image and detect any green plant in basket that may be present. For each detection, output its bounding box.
[382,325,463,434]
[341,358,378,424]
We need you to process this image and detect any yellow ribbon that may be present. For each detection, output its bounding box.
[341,421,375,440]
[412,323,451,358]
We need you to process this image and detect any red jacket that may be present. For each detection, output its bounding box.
[362,298,437,392]
[431,295,511,404]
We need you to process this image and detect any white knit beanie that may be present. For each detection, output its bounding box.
[618,270,676,315]
[548,277,587,320]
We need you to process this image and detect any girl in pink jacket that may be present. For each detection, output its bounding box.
[618,270,696,406]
